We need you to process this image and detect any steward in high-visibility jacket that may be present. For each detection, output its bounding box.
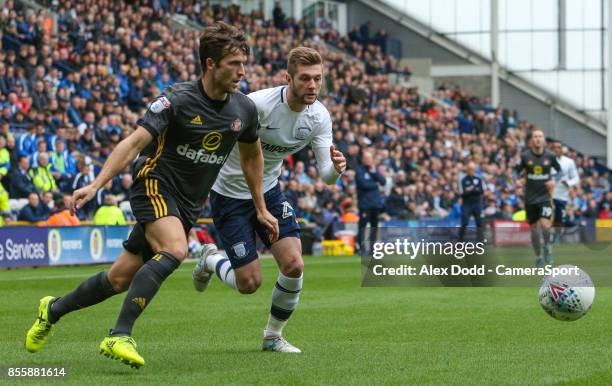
[28,152,57,193]
[94,195,126,225]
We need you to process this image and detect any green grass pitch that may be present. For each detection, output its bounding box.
[1,248,612,385]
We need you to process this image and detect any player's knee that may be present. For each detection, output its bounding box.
[280,256,304,278]
[237,276,261,294]
[158,244,188,261]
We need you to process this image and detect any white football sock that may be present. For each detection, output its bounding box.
[204,252,224,272]
[212,256,237,290]
[264,272,302,338]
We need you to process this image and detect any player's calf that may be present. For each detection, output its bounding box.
[107,271,135,293]
[111,251,181,336]
[541,221,553,264]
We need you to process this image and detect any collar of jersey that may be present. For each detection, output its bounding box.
[282,86,310,113]
[198,78,229,107]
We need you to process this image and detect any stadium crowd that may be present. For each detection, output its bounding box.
[0,0,611,233]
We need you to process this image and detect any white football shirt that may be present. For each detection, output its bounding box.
[212,86,340,199]
[553,155,580,202]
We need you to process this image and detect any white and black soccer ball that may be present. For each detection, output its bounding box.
[538,265,595,321]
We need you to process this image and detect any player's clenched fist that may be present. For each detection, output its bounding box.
[330,145,346,174]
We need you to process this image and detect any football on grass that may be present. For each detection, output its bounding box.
[539,265,595,321]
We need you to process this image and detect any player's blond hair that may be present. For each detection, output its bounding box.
[287,47,323,77]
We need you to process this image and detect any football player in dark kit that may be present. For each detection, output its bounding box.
[516,128,560,268]
[25,22,279,368]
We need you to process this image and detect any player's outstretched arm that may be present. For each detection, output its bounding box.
[238,139,279,242]
[72,127,153,213]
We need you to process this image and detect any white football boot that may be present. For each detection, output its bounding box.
[192,244,219,292]
[262,336,302,353]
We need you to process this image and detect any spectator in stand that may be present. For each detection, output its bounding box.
[17,192,47,223]
[385,185,407,219]
[46,193,80,226]
[293,161,311,185]
[583,198,599,219]
[5,135,19,170]
[321,200,340,239]
[77,127,96,154]
[0,177,9,213]
[71,158,95,219]
[31,81,49,111]
[17,123,36,156]
[40,191,54,215]
[29,151,57,193]
[359,21,372,44]
[0,0,610,227]
[9,155,37,198]
[356,151,385,254]
[95,179,113,210]
[112,173,132,203]
[49,139,76,192]
[30,138,48,167]
[0,135,10,177]
[272,1,286,29]
[93,194,126,225]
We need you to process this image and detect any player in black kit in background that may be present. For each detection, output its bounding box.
[516,128,560,268]
[25,22,279,369]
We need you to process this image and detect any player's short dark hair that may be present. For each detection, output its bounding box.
[287,46,323,77]
[527,127,545,142]
[199,21,249,73]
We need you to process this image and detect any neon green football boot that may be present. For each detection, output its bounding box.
[25,296,56,353]
[100,335,145,368]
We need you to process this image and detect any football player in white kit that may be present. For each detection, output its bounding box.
[550,140,579,245]
[192,47,346,352]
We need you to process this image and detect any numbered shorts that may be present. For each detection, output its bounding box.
[210,183,300,269]
[123,177,193,261]
[525,202,554,225]
[553,199,567,227]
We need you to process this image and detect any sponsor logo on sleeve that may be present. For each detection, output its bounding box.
[150,96,171,113]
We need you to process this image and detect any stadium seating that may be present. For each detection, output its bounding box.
[0,0,610,229]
